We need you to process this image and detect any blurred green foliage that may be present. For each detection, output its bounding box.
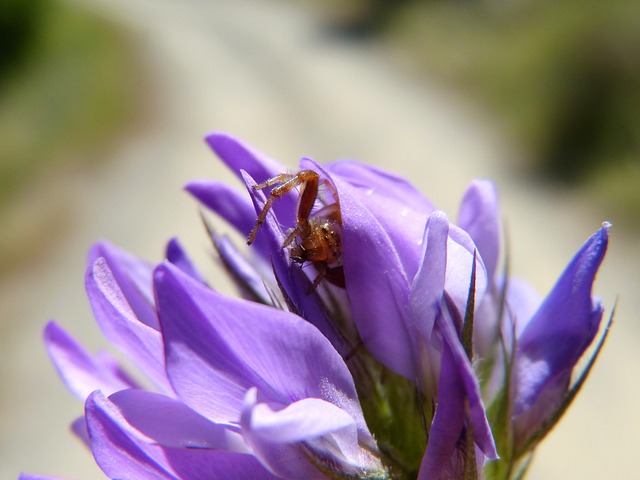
[0,0,139,210]
[0,0,50,80]
[317,0,640,225]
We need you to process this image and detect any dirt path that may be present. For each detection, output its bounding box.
[4,0,637,478]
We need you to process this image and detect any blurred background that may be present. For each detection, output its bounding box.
[1,0,637,478]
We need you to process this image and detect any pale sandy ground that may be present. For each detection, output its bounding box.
[2,0,637,478]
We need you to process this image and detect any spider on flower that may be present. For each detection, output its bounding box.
[247,169,345,291]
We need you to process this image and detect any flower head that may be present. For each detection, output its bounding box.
[25,133,611,480]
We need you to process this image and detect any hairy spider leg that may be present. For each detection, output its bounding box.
[246,170,319,245]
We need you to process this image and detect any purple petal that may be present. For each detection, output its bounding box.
[410,212,488,383]
[108,389,247,451]
[411,212,449,336]
[446,223,488,315]
[88,241,157,330]
[211,233,271,303]
[205,132,287,183]
[410,213,496,460]
[324,160,435,217]
[165,451,279,480]
[185,180,257,238]
[85,390,179,479]
[457,180,501,282]
[513,225,609,416]
[166,237,206,284]
[86,258,174,394]
[419,310,498,480]
[19,475,67,480]
[322,159,434,280]
[86,390,275,480]
[418,341,468,480]
[44,321,137,400]
[243,389,356,443]
[71,416,89,445]
[154,262,363,427]
[205,133,297,240]
[240,389,328,479]
[410,212,450,388]
[241,170,349,354]
[241,389,380,479]
[437,306,497,459]
[327,168,416,378]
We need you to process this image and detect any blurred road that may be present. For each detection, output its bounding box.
[2,0,637,478]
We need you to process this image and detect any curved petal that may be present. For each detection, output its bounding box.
[410,212,449,389]
[322,159,434,281]
[85,391,178,479]
[108,389,248,451]
[240,390,325,480]
[205,132,288,184]
[211,233,272,304]
[437,306,497,459]
[457,180,501,282]
[154,262,364,428]
[324,160,435,220]
[44,321,137,400]
[241,389,381,480]
[19,475,67,480]
[86,258,173,394]
[165,237,206,285]
[86,391,275,480]
[410,214,496,460]
[185,180,257,238]
[241,170,349,355]
[205,132,296,231]
[244,393,355,443]
[418,341,468,480]
[513,224,610,416]
[88,241,157,330]
[326,168,416,378]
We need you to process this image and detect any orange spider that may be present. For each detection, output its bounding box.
[247,170,344,291]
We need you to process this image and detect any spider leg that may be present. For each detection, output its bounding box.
[247,170,319,245]
[307,262,326,294]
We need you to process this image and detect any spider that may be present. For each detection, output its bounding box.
[246,169,345,291]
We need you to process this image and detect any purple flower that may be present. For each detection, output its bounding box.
[26,133,611,480]
[41,249,384,479]
[193,135,499,470]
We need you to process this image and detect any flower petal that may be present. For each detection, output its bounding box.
[86,390,274,480]
[210,233,272,303]
[154,262,363,427]
[241,388,380,480]
[327,168,416,378]
[205,132,288,184]
[19,475,67,480]
[418,341,469,480]
[241,170,349,355]
[205,132,297,235]
[185,180,257,238]
[244,391,356,443]
[322,159,434,281]
[457,180,501,282]
[88,241,157,330]
[86,258,173,394]
[85,390,178,479]
[324,160,435,219]
[108,389,248,451]
[513,224,609,417]
[44,321,137,400]
[411,213,496,460]
[166,237,206,284]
